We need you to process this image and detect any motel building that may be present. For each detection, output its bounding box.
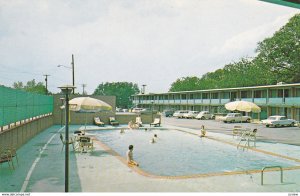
[132,83,300,121]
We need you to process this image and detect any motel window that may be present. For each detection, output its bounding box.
[221,92,230,99]
[277,89,283,97]
[269,89,278,98]
[297,89,300,97]
[254,90,266,98]
[181,94,187,100]
[211,93,218,99]
[284,89,290,97]
[195,93,201,99]
[202,93,209,99]
[241,91,250,98]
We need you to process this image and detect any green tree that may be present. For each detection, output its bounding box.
[13,81,24,89]
[256,13,300,83]
[169,13,300,92]
[93,82,140,108]
[169,76,201,92]
[12,79,47,94]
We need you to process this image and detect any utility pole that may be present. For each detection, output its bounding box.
[81,84,87,95]
[71,54,75,94]
[43,74,50,95]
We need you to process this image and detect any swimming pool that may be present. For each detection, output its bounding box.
[92,129,299,177]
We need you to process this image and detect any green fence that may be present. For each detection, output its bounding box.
[0,86,53,127]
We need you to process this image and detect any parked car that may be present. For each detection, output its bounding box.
[173,110,188,118]
[140,108,158,114]
[183,111,199,119]
[132,108,144,113]
[219,113,251,123]
[163,109,175,117]
[261,115,297,128]
[116,107,122,112]
[195,111,215,120]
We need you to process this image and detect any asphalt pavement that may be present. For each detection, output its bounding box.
[162,116,300,146]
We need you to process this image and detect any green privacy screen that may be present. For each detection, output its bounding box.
[0,86,53,127]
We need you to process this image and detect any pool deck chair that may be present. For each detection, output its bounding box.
[4,146,18,167]
[94,117,105,127]
[232,125,243,138]
[136,116,143,127]
[109,117,119,126]
[238,128,258,148]
[79,136,93,153]
[150,118,161,127]
[60,133,75,152]
[0,147,15,171]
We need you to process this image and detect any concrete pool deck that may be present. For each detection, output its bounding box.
[0,124,300,192]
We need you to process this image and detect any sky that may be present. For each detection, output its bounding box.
[0,0,299,94]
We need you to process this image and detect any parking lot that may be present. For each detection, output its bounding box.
[162,116,300,146]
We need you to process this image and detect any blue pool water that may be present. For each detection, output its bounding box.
[91,129,298,176]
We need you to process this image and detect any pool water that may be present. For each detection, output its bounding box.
[92,129,298,176]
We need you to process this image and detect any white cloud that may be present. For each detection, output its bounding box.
[0,0,299,94]
[210,13,298,58]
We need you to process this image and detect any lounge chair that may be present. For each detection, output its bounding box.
[60,133,75,152]
[135,117,143,127]
[4,146,18,166]
[232,125,243,138]
[109,117,119,126]
[238,128,258,148]
[150,118,161,127]
[74,130,85,136]
[0,147,15,171]
[79,136,93,152]
[246,128,258,147]
[94,117,105,127]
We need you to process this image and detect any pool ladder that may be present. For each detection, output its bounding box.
[261,166,283,185]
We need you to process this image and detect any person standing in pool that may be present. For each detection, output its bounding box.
[127,145,139,166]
[200,125,206,137]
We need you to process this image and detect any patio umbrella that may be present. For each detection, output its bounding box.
[225,100,261,113]
[69,97,112,130]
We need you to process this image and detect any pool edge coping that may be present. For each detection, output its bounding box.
[89,127,300,180]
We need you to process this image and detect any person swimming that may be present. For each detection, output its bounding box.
[150,138,156,143]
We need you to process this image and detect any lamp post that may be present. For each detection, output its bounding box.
[58,54,75,94]
[58,85,76,192]
[151,101,154,122]
[60,98,65,127]
[142,84,146,94]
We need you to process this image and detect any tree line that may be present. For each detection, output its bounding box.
[169,13,300,92]
[10,80,140,109]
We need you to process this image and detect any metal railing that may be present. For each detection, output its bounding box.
[261,166,283,185]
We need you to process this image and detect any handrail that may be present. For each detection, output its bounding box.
[261,166,283,185]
